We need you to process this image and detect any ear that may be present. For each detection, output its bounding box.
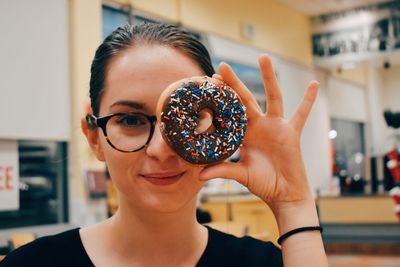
[81,117,106,162]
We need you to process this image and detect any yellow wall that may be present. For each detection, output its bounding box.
[111,0,179,22]
[134,0,179,22]
[111,0,313,65]
[69,0,104,201]
[180,0,313,65]
[334,67,368,86]
[133,0,373,83]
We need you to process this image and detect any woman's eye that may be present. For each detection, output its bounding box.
[117,115,145,127]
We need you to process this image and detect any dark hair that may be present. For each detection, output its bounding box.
[89,23,215,116]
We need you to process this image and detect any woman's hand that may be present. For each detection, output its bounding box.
[199,55,320,213]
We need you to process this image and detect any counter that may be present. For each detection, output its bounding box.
[201,192,400,250]
[317,194,398,223]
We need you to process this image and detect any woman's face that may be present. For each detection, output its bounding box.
[95,44,206,213]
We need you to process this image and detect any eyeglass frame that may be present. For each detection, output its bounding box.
[86,112,157,153]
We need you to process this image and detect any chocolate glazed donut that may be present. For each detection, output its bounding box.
[157,76,248,165]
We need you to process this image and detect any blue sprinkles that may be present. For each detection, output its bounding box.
[161,78,248,164]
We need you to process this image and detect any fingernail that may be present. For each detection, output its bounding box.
[311,80,320,87]
[198,174,209,181]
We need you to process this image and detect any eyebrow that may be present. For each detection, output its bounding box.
[110,100,147,110]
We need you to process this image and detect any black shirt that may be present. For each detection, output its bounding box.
[1,226,282,266]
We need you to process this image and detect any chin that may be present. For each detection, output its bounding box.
[117,172,203,214]
[143,193,197,213]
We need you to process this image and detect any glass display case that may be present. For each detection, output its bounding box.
[0,140,68,229]
[331,118,366,194]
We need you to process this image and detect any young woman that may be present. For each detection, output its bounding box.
[2,23,328,267]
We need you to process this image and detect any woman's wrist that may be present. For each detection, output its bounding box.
[270,198,320,236]
[271,199,328,266]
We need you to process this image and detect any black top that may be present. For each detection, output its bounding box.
[1,226,282,267]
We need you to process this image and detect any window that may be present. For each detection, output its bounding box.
[102,6,129,39]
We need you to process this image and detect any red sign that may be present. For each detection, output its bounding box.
[0,166,14,191]
[0,140,19,211]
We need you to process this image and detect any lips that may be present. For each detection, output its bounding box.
[140,171,185,186]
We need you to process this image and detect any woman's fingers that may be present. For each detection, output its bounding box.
[199,161,249,187]
[290,80,319,132]
[218,62,262,118]
[258,55,283,118]
[212,73,223,81]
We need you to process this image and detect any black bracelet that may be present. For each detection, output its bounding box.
[277,226,323,245]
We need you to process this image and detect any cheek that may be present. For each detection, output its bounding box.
[100,136,141,166]
[100,140,143,187]
[185,166,206,192]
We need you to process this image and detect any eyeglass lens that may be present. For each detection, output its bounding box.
[106,113,151,151]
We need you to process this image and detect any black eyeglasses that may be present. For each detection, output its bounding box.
[86,112,157,152]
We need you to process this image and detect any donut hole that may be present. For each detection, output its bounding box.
[195,108,215,134]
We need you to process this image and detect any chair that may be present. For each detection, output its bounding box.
[206,221,249,237]
[8,232,36,250]
[249,231,271,242]
[206,221,271,242]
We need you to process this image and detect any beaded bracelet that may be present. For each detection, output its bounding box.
[277,226,323,245]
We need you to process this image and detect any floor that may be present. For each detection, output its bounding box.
[327,255,400,267]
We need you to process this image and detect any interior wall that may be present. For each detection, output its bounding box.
[68,0,105,226]
[180,0,313,66]
[0,0,70,141]
[275,60,331,191]
[123,0,375,86]
[133,0,179,22]
[333,68,368,86]
[110,0,313,65]
[380,66,400,111]
[327,77,368,122]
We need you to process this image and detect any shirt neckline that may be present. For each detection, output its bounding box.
[75,225,214,266]
[75,228,96,266]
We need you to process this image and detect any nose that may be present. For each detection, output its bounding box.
[145,123,180,162]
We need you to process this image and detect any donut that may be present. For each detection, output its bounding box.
[156,76,248,164]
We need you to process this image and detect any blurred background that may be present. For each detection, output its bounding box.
[0,0,399,266]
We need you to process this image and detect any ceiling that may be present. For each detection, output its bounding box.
[278,0,391,16]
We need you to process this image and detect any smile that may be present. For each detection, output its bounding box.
[140,171,185,186]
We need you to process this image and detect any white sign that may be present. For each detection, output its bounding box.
[0,140,19,211]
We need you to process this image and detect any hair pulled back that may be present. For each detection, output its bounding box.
[89,23,215,116]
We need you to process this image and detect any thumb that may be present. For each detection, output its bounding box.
[199,161,249,187]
